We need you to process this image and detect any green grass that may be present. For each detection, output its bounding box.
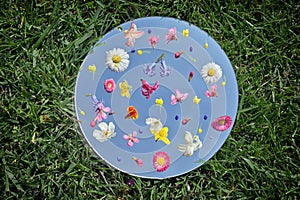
[1,0,299,199]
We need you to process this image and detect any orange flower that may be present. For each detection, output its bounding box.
[125,106,138,120]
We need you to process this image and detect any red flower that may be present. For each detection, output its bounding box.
[125,106,138,120]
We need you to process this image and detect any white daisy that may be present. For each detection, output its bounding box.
[105,48,129,72]
[93,122,116,142]
[201,62,222,84]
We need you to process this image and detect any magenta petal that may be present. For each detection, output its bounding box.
[128,140,134,147]
[205,91,211,98]
[123,135,129,140]
[133,138,139,143]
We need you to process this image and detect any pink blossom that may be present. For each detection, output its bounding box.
[211,115,232,131]
[96,102,111,121]
[104,78,116,93]
[141,79,159,99]
[91,95,112,126]
[165,27,177,44]
[124,22,144,46]
[153,151,170,172]
[148,35,160,48]
[132,157,143,167]
[123,131,139,147]
[205,84,217,98]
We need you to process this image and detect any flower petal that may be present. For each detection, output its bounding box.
[98,122,108,131]
[160,137,170,145]
[127,140,134,147]
[108,122,115,132]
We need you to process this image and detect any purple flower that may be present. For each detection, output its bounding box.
[128,179,134,186]
[143,62,156,77]
[160,60,171,77]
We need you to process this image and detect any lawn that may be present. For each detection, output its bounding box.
[0,0,299,199]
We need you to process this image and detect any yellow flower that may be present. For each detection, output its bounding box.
[183,29,189,37]
[88,64,96,72]
[119,80,132,98]
[198,128,203,134]
[154,127,170,145]
[155,98,163,106]
[193,96,201,104]
[88,65,96,80]
[222,81,226,86]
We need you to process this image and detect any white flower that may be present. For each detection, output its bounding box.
[201,62,222,84]
[178,131,202,156]
[145,117,162,134]
[105,48,130,72]
[93,122,116,142]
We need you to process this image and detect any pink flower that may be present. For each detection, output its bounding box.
[148,35,160,48]
[211,115,232,131]
[205,84,217,98]
[132,157,143,167]
[153,151,170,172]
[124,22,144,46]
[123,131,140,147]
[91,95,111,126]
[165,27,177,44]
[104,78,116,93]
[96,102,111,122]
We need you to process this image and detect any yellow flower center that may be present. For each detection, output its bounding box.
[107,83,112,88]
[208,68,216,76]
[157,157,165,166]
[112,55,121,63]
[218,120,226,125]
[103,130,110,137]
